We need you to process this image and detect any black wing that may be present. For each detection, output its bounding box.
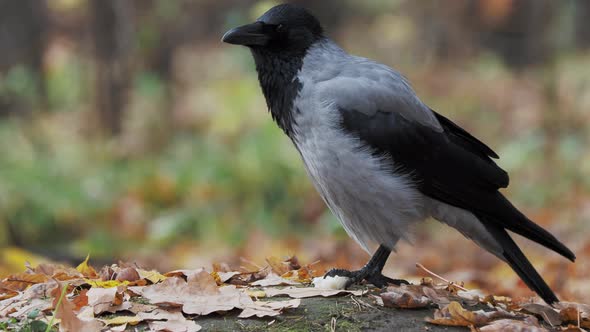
[339,107,575,262]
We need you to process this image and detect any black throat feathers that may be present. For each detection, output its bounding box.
[251,48,304,138]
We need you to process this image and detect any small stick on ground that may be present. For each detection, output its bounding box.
[415,263,468,291]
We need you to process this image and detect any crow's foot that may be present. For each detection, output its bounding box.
[323,267,409,288]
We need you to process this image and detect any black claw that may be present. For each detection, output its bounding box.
[322,267,408,288]
[324,268,353,279]
[366,274,409,288]
[321,245,407,288]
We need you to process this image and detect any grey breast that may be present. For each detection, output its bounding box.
[289,39,430,251]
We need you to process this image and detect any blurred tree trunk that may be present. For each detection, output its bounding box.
[575,0,590,49]
[476,0,556,68]
[0,0,48,115]
[90,0,134,135]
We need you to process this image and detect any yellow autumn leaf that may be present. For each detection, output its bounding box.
[76,254,98,278]
[85,279,129,288]
[100,315,141,326]
[0,246,47,275]
[246,290,267,298]
[137,269,167,284]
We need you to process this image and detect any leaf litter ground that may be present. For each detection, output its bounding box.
[0,255,588,331]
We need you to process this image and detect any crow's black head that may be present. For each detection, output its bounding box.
[222,4,323,137]
[222,4,323,54]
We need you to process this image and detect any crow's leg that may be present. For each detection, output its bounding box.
[324,245,409,288]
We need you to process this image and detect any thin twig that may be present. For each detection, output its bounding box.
[415,263,468,291]
[350,294,362,311]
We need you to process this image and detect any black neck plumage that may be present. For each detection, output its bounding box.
[251,48,304,138]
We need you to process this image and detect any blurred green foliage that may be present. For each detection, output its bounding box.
[0,0,589,265]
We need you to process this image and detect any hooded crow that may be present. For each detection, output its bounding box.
[222,4,575,304]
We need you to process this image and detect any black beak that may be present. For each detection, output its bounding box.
[222,22,270,46]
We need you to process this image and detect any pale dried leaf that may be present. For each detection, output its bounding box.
[22,282,58,300]
[164,268,206,280]
[187,270,218,294]
[137,308,185,321]
[53,283,104,332]
[264,286,366,299]
[148,319,201,332]
[142,276,219,308]
[422,286,450,306]
[252,273,300,287]
[0,273,48,292]
[521,303,562,326]
[86,287,131,315]
[480,316,547,332]
[127,302,158,314]
[182,286,251,315]
[217,271,240,283]
[381,288,431,309]
[8,298,51,318]
[115,267,141,282]
[426,301,516,327]
[239,299,301,318]
[457,289,485,301]
[106,323,127,332]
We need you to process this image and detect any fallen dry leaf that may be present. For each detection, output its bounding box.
[264,286,366,299]
[0,272,48,292]
[31,264,82,281]
[251,273,300,287]
[127,302,158,314]
[148,319,201,332]
[164,268,206,280]
[381,287,432,309]
[141,275,299,317]
[422,286,452,306]
[266,256,299,276]
[137,269,167,284]
[71,289,89,311]
[426,301,515,327]
[211,271,240,285]
[85,279,129,288]
[106,323,128,332]
[116,267,141,282]
[239,298,301,318]
[8,298,51,318]
[281,264,315,283]
[479,316,547,332]
[76,255,98,279]
[99,315,141,326]
[557,302,590,328]
[246,289,267,298]
[137,308,184,321]
[52,282,103,332]
[0,288,18,300]
[181,286,252,315]
[521,303,562,327]
[86,286,131,315]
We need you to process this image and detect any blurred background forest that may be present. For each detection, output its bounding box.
[0,0,589,301]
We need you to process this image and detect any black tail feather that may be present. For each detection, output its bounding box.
[483,221,559,304]
[493,193,576,262]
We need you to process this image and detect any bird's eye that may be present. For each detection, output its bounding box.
[276,24,284,32]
